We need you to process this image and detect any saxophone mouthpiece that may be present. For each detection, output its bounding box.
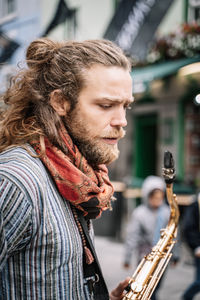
[163,151,175,184]
[164,151,174,169]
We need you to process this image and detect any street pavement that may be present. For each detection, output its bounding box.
[95,236,199,300]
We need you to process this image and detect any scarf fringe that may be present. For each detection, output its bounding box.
[84,246,94,264]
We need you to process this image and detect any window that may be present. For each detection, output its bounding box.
[188,0,200,22]
[0,0,16,23]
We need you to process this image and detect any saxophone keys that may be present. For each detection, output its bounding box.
[131,281,143,293]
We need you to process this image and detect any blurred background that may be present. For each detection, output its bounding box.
[1,0,200,298]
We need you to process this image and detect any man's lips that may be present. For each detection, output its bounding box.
[102,137,119,145]
[101,130,125,145]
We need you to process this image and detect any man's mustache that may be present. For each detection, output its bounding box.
[102,129,126,139]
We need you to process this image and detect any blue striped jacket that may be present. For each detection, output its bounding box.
[0,146,92,299]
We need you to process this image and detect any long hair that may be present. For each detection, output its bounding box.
[0,38,131,153]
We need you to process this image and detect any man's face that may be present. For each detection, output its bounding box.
[64,64,133,166]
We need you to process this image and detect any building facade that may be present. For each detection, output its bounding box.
[109,0,200,195]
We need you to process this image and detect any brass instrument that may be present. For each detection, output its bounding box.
[123,151,179,300]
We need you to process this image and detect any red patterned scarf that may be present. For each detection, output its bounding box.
[30,125,114,219]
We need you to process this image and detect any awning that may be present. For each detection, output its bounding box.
[104,0,174,60]
[42,0,77,36]
[132,56,200,93]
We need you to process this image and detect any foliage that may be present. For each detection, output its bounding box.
[145,23,200,65]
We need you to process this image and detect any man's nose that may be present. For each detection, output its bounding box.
[110,108,127,127]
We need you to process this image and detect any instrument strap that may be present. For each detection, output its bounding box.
[77,211,110,300]
[198,193,200,232]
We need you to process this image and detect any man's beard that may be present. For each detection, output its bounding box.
[63,113,125,167]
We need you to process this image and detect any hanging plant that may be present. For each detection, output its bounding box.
[145,23,200,65]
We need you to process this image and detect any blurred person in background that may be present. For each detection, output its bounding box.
[0,37,133,300]
[182,193,200,300]
[123,175,175,300]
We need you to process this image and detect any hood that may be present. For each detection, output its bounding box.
[141,175,165,205]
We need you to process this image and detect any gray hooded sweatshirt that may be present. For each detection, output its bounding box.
[124,176,170,266]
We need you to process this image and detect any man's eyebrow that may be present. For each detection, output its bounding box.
[95,97,134,103]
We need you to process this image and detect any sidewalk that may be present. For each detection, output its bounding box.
[95,236,198,300]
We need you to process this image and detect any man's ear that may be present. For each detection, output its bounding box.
[49,89,70,116]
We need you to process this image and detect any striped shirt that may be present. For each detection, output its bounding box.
[0,146,92,299]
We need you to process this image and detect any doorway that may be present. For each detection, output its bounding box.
[134,114,158,179]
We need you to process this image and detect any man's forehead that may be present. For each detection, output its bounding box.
[83,64,131,79]
[80,65,133,100]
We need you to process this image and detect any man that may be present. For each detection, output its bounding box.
[0,38,133,299]
[182,193,200,300]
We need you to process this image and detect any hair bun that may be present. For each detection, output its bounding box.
[26,38,60,67]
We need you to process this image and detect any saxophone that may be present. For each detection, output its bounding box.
[123,151,180,300]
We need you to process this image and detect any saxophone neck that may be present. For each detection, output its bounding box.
[166,182,180,227]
